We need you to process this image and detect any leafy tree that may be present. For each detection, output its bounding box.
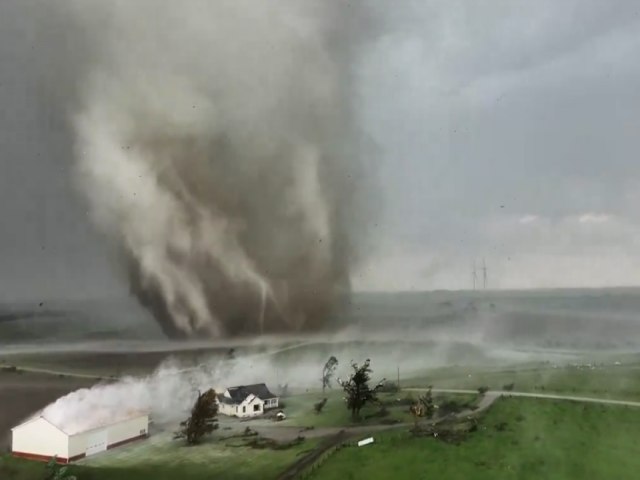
[44,456,77,480]
[174,388,219,445]
[314,398,328,414]
[338,359,385,419]
[322,356,339,393]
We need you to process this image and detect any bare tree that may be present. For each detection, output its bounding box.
[174,389,219,445]
[338,359,385,420]
[322,356,339,394]
[314,398,328,414]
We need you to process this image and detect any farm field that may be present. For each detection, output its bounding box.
[7,394,639,480]
[406,362,640,401]
[309,396,640,480]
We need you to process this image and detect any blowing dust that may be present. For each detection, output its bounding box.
[45,0,376,339]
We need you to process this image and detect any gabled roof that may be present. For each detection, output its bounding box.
[12,409,149,436]
[11,415,65,435]
[225,383,276,404]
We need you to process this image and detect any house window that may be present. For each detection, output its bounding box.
[253,404,260,412]
[243,406,246,413]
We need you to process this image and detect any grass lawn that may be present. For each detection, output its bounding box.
[278,391,478,428]
[407,362,640,400]
[1,431,320,480]
[309,396,640,480]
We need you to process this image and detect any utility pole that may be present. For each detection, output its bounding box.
[482,258,488,290]
[472,261,478,290]
[397,366,400,389]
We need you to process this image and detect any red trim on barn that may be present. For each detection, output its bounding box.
[107,433,148,450]
[12,451,69,464]
[69,452,87,462]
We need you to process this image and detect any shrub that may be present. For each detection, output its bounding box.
[438,399,464,416]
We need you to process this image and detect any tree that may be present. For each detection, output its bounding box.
[314,398,328,414]
[409,387,435,425]
[322,356,339,394]
[338,359,385,419]
[174,388,219,445]
[418,386,435,419]
[278,383,290,397]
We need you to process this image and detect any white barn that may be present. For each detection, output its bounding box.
[217,383,279,418]
[11,410,149,464]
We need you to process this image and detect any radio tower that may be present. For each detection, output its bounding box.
[482,258,488,290]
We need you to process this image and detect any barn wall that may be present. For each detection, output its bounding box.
[12,418,69,460]
[67,432,88,458]
[107,415,148,447]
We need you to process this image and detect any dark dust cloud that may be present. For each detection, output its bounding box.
[31,1,377,338]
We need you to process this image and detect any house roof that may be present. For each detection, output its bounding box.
[225,383,276,404]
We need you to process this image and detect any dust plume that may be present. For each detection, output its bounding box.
[46,1,375,338]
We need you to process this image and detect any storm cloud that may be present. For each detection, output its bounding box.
[1,0,640,301]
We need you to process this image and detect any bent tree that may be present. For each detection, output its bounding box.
[322,355,339,393]
[338,358,385,419]
[174,388,219,445]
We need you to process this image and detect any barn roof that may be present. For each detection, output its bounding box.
[61,409,149,435]
[225,383,276,404]
[11,415,65,434]
[13,408,149,436]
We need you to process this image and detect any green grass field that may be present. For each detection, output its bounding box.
[406,362,640,400]
[278,391,478,428]
[309,396,640,480]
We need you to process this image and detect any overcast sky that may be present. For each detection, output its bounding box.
[2,1,640,300]
[353,0,640,291]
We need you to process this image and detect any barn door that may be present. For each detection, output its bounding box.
[85,429,108,456]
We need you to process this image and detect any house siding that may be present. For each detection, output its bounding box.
[217,386,278,417]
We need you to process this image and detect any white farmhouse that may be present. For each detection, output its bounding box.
[11,410,149,464]
[217,383,279,418]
